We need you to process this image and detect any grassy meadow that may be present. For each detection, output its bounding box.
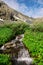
[0,20,43,65]
[23,22,43,65]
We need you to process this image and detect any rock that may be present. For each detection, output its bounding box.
[0,42,17,53]
[4,43,16,49]
[15,34,24,41]
[0,34,33,65]
[0,40,23,53]
[1,42,16,49]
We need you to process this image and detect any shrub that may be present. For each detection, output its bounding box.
[4,22,29,35]
[14,22,29,35]
[23,30,43,65]
[0,27,13,46]
[30,22,43,32]
[0,54,11,65]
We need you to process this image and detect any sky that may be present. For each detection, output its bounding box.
[2,0,43,18]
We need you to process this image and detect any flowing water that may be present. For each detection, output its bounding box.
[0,34,33,65]
[11,34,33,65]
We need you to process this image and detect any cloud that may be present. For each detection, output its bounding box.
[3,0,30,14]
[38,0,43,4]
[32,0,43,5]
[25,7,43,18]
[35,8,43,17]
[2,0,43,18]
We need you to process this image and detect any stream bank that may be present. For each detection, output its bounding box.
[0,34,33,65]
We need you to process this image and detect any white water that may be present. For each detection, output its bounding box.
[15,34,33,65]
[0,34,33,65]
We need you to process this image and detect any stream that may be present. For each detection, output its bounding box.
[0,34,33,65]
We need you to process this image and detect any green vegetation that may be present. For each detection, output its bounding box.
[0,27,13,46]
[23,20,43,65]
[0,20,43,65]
[0,22,29,46]
[0,22,29,65]
[0,54,11,65]
[30,22,43,32]
[1,1,43,65]
[8,22,29,35]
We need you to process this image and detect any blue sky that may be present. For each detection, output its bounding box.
[2,0,43,18]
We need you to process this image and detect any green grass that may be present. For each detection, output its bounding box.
[0,54,11,65]
[0,27,13,46]
[0,22,29,46]
[23,30,43,65]
[0,20,43,65]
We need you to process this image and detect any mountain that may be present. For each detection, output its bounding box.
[0,1,34,23]
[0,1,43,24]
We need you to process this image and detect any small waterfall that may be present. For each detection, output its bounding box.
[13,34,33,65]
[17,48,33,65]
[0,34,33,65]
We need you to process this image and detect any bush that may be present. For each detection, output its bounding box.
[0,27,13,46]
[0,54,11,65]
[23,30,43,65]
[30,22,43,32]
[4,22,29,35]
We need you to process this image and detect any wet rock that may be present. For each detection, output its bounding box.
[15,34,24,41]
[0,39,24,53]
[1,42,16,50]
[0,42,16,53]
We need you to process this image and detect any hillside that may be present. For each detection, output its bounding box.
[0,1,34,23]
[0,1,43,24]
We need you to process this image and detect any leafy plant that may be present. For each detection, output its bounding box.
[0,54,11,65]
[0,27,13,46]
[23,30,43,65]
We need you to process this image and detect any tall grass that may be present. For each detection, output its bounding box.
[30,22,43,32]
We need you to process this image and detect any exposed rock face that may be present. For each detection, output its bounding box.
[0,1,33,23]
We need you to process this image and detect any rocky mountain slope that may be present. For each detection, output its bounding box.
[0,1,43,24]
[0,1,34,23]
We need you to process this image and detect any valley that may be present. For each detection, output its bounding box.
[0,0,43,65]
